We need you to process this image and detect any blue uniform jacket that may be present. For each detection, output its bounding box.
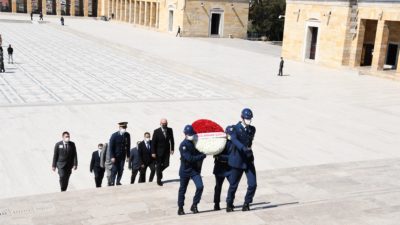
[109,131,131,160]
[228,122,256,169]
[179,139,206,177]
[213,140,233,177]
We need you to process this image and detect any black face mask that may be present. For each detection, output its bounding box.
[161,125,168,129]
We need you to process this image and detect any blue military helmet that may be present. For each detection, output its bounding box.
[183,125,196,136]
[241,108,253,119]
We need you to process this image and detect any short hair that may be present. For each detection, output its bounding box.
[62,131,70,137]
[144,132,150,136]
[98,143,104,148]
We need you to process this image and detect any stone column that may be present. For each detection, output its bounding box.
[350,19,366,67]
[128,0,132,23]
[11,0,17,12]
[42,0,46,15]
[71,0,76,16]
[371,21,389,71]
[156,2,159,28]
[139,1,142,25]
[125,0,128,21]
[144,1,147,26]
[56,0,62,15]
[27,0,32,13]
[149,2,153,27]
[83,0,88,16]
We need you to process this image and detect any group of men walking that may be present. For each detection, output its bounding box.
[177,108,257,215]
[52,119,175,191]
[51,108,257,216]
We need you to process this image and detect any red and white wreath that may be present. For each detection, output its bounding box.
[192,119,227,155]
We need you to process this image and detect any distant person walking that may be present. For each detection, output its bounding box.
[176,26,181,37]
[128,142,141,184]
[7,45,13,64]
[0,50,5,73]
[39,12,43,21]
[111,13,115,19]
[278,57,284,76]
[0,34,2,46]
[60,17,64,26]
[52,131,78,192]
[90,143,106,188]
[30,12,33,21]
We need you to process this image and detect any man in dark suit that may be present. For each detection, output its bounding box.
[52,131,78,192]
[151,118,175,186]
[138,132,155,183]
[109,122,131,185]
[90,143,106,188]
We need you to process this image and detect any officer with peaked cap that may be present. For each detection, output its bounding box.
[177,125,206,215]
[226,108,257,212]
[109,122,131,185]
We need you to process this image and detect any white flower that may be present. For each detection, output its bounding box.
[194,132,227,155]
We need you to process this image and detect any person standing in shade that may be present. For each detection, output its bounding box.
[109,122,131,185]
[0,49,5,73]
[177,125,206,215]
[278,57,284,76]
[60,16,65,26]
[176,26,181,37]
[30,12,33,21]
[128,141,141,184]
[90,143,106,188]
[52,131,78,192]
[7,45,13,64]
[226,108,257,212]
[151,118,175,186]
[138,132,155,183]
[39,12,43,21]
[213,126,234,211]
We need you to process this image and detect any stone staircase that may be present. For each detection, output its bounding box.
[1,158,400,225]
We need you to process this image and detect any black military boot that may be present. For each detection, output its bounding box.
[190,204,199,214]
[226,204,234,212]
[214,203,221,211]
[242,203,250,211]
[177,207,185,215]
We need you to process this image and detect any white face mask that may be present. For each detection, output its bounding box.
[244,119,252,126]
[64,138,70,142]
[144,138,150,142]
[187,135,194,141]
[226,135,231,140]
[120,128,126,134]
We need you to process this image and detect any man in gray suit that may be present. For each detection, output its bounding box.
[100,143,113,186]
[52,131,78,192]
[129,142,141,184]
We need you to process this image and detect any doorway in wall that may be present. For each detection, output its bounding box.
[168,10,173,32]
[210,13,221,36]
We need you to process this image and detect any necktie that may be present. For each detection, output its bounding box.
[163,130,167,138]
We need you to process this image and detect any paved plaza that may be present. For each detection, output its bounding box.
[0,14,400,224]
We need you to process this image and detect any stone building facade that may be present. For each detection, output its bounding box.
[282,0,400,78]
[0,0,249,38]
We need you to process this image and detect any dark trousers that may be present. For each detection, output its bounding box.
[58,168,72,192]
[139,162,156,183]
[94,168,105,188]
[278,67,283,76]
[156,154,170,182]
[214,176,227,204]
[178,174,204,207]
[111,158,125,185]
[130,168,140,184]
[226,163,257,205]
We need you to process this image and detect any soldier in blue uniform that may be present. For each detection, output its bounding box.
[177,125,206,215]
[213,125,234,211]
[109,122,131,186]
[226,108,257,212]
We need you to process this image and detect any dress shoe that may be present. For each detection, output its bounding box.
[214,203,221,211]
[157,181,163,186]
[177,207,185,215]
[242,203,250,211]
[190,204,199,214]
[226,204,234,212]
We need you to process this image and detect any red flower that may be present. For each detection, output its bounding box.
[192,119,224,134]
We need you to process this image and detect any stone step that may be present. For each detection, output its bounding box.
[1,158,400,225]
